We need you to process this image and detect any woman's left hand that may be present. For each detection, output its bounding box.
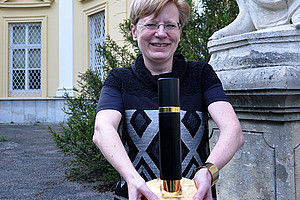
[192,168,213,200]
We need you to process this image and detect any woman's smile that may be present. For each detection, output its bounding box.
[151,43,169,47]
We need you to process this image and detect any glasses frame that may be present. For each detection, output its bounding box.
[141,22,182,32]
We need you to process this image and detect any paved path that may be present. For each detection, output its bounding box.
[0,124,114,200]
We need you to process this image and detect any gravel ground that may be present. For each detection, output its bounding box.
[0,124,115,200]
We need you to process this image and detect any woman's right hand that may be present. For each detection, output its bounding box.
[127,176,159,200]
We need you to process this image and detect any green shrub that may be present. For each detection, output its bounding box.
[48,70,116,188]
[48,36,136,190]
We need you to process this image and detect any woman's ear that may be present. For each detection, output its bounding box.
[131,24,138,41]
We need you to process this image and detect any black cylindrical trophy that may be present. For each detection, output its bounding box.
[146,78,197,199]
[158,78,182,192]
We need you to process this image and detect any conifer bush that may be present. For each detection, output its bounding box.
[48,36,136,190]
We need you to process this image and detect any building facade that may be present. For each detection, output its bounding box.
[0,0,133,123]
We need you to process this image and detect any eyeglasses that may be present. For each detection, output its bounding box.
[142,22,181,32]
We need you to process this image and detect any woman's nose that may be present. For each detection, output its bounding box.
[155,25,167,37]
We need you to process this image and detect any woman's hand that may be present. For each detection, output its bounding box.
[193,168,213,200]
[127,176,159,200]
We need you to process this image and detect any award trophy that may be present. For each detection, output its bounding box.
[146,78,197,199]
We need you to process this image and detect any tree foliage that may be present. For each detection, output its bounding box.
[179,0,238,62]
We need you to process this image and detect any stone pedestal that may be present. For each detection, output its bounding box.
[208,25,300,200]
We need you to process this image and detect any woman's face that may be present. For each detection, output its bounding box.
[131,2,181,66]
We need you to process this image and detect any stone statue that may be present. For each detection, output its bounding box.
[210,0,300,40]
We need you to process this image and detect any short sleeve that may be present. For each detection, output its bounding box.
[202,64,229,106]
[96,85,124,114]
[204,83,229,106]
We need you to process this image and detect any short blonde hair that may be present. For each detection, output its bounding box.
[130,0,190,27]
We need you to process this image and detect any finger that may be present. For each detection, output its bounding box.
[144,193,159,200]
[139,186,159,200]
[128,190,144,200]
[128,193,138,200]
[193,184,213,200]
[193,180,208,200]
[203,187,212,200]
[141,190,159,200]
[206,190,213,200]
[193,188,205,200]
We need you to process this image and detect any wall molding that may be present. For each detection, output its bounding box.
[0,0,54,8]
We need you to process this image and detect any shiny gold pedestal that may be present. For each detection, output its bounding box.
[146,178,197,199]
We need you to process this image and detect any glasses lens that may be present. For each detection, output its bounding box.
[145,24,157,29]
[165,24,177,30]
[143,23,180,31]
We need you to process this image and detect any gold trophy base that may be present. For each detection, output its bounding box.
[146,178,197,199]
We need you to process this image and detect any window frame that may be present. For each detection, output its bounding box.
[9,22,42,97]
[83,2,107,77]
[89,10,105,77]
[2,16,47,98]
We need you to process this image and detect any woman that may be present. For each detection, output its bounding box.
[93,0,245,199]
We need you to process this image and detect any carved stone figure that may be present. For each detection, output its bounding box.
[210,0,300,40]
